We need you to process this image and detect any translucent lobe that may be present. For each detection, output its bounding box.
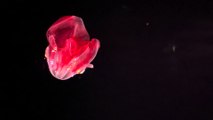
[45,16,100,80]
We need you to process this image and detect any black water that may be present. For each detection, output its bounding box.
[4,0,213,120]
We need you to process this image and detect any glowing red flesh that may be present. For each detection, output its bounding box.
[45,16,100,80]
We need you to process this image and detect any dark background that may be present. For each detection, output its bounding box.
[4,0,213,119]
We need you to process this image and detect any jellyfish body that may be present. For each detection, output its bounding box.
[45,16,100,80]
